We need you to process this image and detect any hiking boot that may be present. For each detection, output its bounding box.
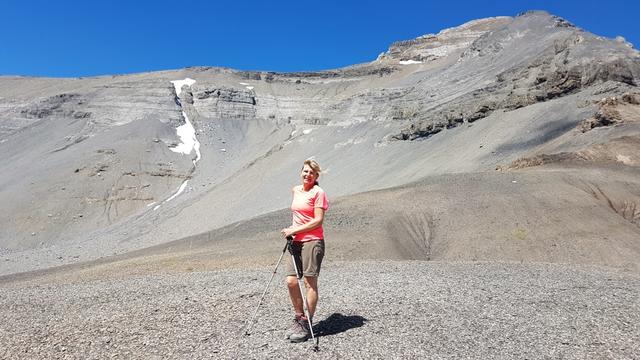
[289,316,311,343]
[285,313,304,339]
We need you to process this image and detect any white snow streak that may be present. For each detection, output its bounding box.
[155,78,201,210]
[169,78,202,166]
[399,60,423,65]
[166,180,189,202]
[171,111,196,154]
[172,78,196,96]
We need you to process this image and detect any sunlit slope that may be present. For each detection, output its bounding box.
[0,11,639,275]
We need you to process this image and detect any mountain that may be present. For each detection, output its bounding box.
[1,10,639,277]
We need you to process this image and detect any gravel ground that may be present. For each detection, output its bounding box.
[1,261,639,359]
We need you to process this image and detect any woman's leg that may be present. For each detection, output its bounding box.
[287,240,323,318]
[302,240,323,319]
[303,276,318,319]
[286,276,304,314]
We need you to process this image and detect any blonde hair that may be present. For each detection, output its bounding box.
[302,158,321,185]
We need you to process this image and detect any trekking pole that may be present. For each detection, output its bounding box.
[244,239,290,336]
[288,236,320,352]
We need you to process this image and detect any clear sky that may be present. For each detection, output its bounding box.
[2,0,638,77]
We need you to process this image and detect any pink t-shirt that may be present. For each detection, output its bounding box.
[291,185,329,242]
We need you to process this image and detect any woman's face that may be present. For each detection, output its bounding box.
[300,164,318,187]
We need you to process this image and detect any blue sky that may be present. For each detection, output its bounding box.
[2,0,638,77]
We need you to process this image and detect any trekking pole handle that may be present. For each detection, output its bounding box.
[286,235,294,253]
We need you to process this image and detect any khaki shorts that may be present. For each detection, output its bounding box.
[285,240,325,277]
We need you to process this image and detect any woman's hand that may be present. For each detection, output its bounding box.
[281,227,296,238]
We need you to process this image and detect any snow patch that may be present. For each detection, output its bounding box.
[170,111,198,156]
[246,86,254,90]
[153,179,190,211]
[399,60,423,65]
[302,129,313,135]
[171,78,196,96]
[169,78,202,166]
[155,78,202,209]
[166,180,189,202]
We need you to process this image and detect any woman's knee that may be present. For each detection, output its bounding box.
[303,276,318,290]
[286,276,298,288]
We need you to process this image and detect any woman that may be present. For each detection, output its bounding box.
[281,158,328,343]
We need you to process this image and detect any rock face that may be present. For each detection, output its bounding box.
[386,12,640,141]
[1,11,640,275]
[580,92,640,131]
[378,16,512,62]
